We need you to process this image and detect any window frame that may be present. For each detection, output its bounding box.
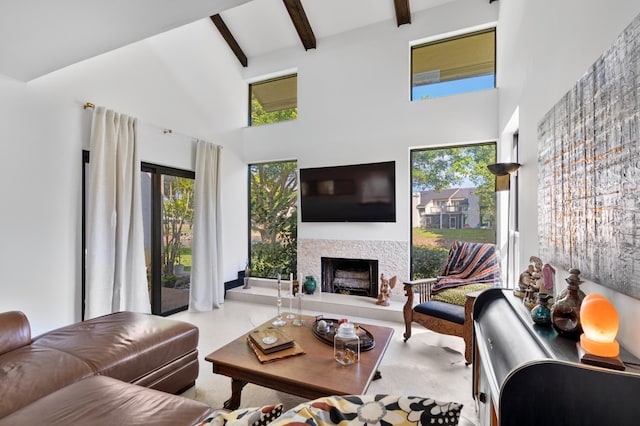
[409,141,497,280]
[410,27,496,101]
[248,73,298,127]
[141,163,195,316]
[247,160,298,279]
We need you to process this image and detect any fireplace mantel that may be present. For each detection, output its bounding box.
[298,239,409,294]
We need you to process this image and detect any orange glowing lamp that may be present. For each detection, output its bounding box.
[578,294,623,369]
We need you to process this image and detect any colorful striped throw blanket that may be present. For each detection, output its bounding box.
[431,240,501,293]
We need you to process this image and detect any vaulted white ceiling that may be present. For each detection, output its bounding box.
[0,0,454,82]
[0,0,251,81]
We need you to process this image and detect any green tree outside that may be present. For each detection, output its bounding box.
[248,84,298,278]
[162,176,194,277]
[250,94,297,126]
[250,161,298,278]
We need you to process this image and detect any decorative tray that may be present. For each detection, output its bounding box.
[311,317,376,351]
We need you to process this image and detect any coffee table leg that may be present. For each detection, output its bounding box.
[223,379,247,410]
[373,370,382,380]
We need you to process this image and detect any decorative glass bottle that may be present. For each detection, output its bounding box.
[531,293,552,326]
[551,268,584,339]
[303,275,317,294]
[334,322,360,366]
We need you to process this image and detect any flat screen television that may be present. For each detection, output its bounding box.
[299,161,396,222]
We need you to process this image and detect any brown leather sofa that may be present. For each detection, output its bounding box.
[0,310,212,425]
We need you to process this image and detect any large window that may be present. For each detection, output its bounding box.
[248,160,298,278]
[249,74,297,126]
[410,143,496,279]
[411,28,495,100]
[83,152,194,316]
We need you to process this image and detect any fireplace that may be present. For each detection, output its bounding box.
[321,257,378,298]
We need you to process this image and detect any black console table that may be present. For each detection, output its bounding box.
[472,288,640,426]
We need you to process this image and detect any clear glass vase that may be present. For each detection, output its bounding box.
[334,323,359,366]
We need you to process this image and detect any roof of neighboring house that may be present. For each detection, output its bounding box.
[415,187,477,208]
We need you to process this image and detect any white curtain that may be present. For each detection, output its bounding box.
[85,106,150,319]
[189,140,223,311]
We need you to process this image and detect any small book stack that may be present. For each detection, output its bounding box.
[246,326,304,363]
[248,327,294,354]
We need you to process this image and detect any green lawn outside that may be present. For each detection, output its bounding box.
[176,247,192,270]
[411,227,496,279]
[412,227,496,248]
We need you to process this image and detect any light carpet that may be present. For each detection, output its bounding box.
[174,300,479,426]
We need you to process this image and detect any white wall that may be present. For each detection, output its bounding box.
[0,19,248,336]
[0,0,501,336]
[498,0,640,357]
[4,0,637,358]
[241,0,499,244]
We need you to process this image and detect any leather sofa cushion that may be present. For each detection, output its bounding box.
[0,346,93,418]
[0,311,31,356]
[0,375,212,426]
[33,311,199,383]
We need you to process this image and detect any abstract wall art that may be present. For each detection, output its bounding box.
[538,12,640,299]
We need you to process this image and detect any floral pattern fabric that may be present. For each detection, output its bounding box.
[197,403,284,426]
[267,394,462,426]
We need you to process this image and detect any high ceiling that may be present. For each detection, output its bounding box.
[0,0,459,82]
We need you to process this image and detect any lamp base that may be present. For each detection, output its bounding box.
[577,343,625,371]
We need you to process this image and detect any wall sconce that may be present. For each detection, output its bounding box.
[487,163,521,191]
[578,293,625,370]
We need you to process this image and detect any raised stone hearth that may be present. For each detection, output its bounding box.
[298,239,409,296]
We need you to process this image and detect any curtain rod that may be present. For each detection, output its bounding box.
[83,101,173,135]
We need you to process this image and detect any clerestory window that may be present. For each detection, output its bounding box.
[249,74,297,126]
[411,28,496,100]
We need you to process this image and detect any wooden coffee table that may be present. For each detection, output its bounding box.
[205,314,394,409]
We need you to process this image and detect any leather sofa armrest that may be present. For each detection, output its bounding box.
[0,311,31,355]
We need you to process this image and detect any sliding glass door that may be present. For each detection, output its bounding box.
[142,165,194,315]
[83,151,194,317]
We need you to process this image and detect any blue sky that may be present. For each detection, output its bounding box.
[411,74,495,100]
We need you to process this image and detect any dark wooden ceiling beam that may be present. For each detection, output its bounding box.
[210,14,248,67]
[394,0,411,26]
[283,0,316,50]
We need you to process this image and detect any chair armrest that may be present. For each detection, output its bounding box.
[403,278,437,306]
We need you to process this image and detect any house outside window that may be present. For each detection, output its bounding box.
[411,28,496,100]
[410,143,497,279]
[249,74,297,126]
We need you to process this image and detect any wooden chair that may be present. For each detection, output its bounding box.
[403,241,501,365]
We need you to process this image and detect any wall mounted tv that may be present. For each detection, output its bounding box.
[299,161,396,222]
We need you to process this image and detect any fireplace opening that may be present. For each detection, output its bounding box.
[321,257,378,298]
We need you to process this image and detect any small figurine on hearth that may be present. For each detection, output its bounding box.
[376,274,397,306]
[243,261,251,289]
